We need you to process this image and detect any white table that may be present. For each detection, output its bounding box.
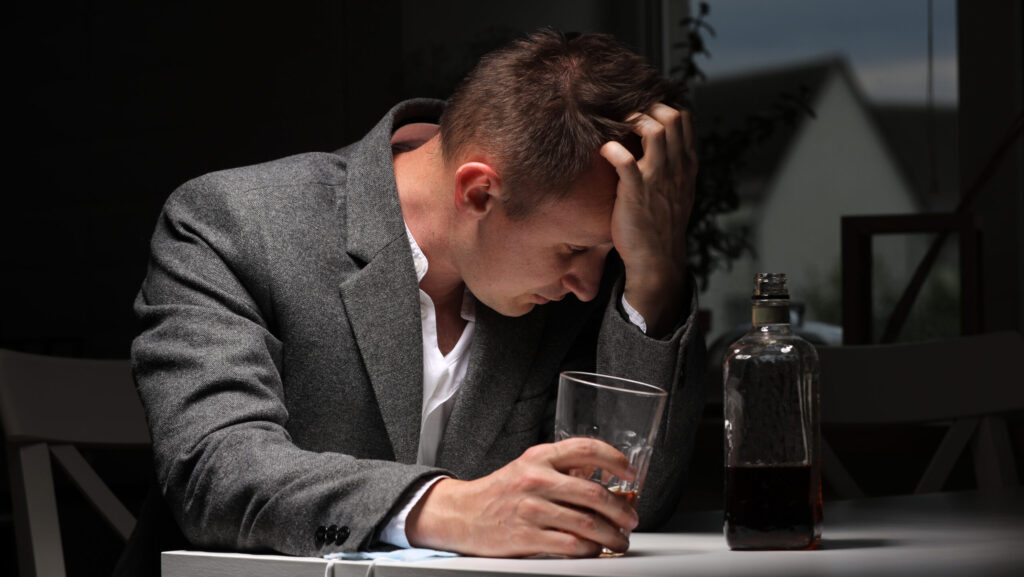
[162,487,1024,576]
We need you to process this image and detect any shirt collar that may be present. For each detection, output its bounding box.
[404,223,476,323]
[404,223,430,283]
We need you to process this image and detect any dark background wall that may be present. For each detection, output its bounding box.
[3,1,353,358]
[0,0,665,359]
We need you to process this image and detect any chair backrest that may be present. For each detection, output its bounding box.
[0,349,151,577]
[817,331,1024,499]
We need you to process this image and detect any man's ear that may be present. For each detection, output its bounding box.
[453,162,502,220]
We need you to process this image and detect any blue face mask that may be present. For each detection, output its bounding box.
[324,547,458,562]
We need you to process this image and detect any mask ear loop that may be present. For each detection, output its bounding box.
[323,557,381,577]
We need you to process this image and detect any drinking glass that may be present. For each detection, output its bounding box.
[554,371,667,556]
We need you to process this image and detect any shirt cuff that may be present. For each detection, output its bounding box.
[621,295,648,334]
[378,475,449,548]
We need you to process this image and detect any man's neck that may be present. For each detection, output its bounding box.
[394,133,465,306]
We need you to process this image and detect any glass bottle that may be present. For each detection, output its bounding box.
[723,273,822,550]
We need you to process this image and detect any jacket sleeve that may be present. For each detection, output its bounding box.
[131,175,443,556]
[595,274,708,529]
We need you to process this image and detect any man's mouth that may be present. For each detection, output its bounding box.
[534,293,567,304]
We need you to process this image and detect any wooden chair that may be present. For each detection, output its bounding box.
[818,331,1024,499]
[0,349,150,577]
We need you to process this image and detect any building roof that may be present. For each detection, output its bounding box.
[871,104,960,212]
[692,57,959,210]
[692,57,842,187]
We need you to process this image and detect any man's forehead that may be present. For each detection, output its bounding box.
[538,188,615,245]
[572,229,614,246]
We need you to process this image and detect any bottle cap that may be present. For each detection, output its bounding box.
[753,272,789,299]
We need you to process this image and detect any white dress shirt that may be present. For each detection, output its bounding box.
[408,226,477,466]
[378,225,474,548]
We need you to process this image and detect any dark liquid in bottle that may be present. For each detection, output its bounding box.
[725,465,822,550]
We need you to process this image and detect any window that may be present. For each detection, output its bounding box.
[690,0,961,346]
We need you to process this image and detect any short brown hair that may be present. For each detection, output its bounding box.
[439,28,681,217]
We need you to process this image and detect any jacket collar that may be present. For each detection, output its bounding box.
[338,99,445,464]
[343,99,445,265]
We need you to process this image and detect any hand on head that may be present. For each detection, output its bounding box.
[601,104,698,337]
[405,437,638,557]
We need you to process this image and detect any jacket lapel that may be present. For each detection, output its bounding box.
[337,101,443,465]
[339,244,422,465]
[436,304,547,475]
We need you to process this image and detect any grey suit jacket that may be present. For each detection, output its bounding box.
[132,99,707,556]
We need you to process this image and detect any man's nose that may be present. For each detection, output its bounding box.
[562,251,607,302]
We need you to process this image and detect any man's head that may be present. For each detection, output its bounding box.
[435,29,680,317]
[439,28,680,218]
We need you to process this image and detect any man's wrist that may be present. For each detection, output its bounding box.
[621,294,649,334]
[405,477,463,551]
[622,266,686,338]
[379,475,449,548]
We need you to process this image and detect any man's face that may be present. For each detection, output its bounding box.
[459,160,618,317]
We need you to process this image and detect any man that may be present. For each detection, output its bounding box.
[130,28,705,560]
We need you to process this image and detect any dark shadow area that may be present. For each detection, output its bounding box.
[824,424,977,496]
[619,546,711,558]
[818,538,897,550]
[0,451,14,577]
[721,539,897,552]
[2,2,354,360]
[0,2,661,359]
[1,447,152,577]
[675,402,1024,519]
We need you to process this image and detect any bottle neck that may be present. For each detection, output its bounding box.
[752,299,791,327]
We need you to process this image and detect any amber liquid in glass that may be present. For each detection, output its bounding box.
[597,486,639,557]
[610,487,639,508]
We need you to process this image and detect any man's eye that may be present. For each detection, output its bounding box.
[568,245,588,254]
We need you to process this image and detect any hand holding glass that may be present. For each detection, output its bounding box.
[554,371,667,554]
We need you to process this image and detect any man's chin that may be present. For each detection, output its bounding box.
[488,299,537,318]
